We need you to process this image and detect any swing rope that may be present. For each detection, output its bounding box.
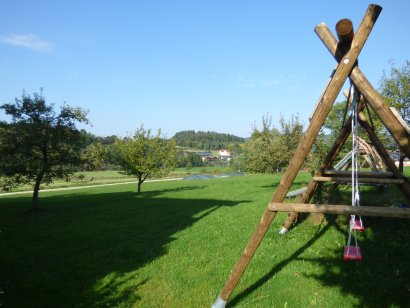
[344,83,364,261]
[351,84,364,231]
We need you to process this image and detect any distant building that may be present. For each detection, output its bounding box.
[197,151,212,157]
[218,149,231,161]
[218,149,230,157]
[197,151,213,162]
[196,150,232,162]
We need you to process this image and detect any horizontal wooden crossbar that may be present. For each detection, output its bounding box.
[269,203,410,218]
[323,170,394,178]
[313,176,404,184]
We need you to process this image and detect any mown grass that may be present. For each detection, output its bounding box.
[0,170,136,193]
[0,173,409,307]
[1,166,233,193]
[172,165,232,176]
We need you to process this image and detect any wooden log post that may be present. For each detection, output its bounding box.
[281,16,362,232]
[352,71,410,156]
[335,18,354,55]
[281,96,367,231]
[323,170,394,178]
[390,107,410,134]
[282,116,352,231]
[315,21,410,159]
[269,203,410,219]
[358,109,410,200]
[312,176,405,184]
[310,19,354,122]
[214,4,382,305]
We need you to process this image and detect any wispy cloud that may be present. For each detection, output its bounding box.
[235,72,257,89]
[0,33,53,52]
[234,71,282,89]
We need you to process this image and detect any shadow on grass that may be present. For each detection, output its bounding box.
[229,185,410,307]
[0,184,248,307]
[302,217,410,307]
[228,220,333,307]
[305,185,410,306]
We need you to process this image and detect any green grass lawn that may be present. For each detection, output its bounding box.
[0,173,409,307]
[1,166,234,193]
[172,165,233,176]
[0,170,137,193]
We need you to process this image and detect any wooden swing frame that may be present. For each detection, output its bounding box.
[213,4,410,307]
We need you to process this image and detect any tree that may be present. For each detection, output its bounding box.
[379,60,410,172]
[244,115,281,173]
[81,142,111,170]
[244,114,304,173]
[114,127,177,193]
[185,152,203,168]
[323,100,349,138]
[0,90,89,210]
[278,114,304,161]
[172,130,245,150]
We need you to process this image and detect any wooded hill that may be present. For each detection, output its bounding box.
[172,130,245,150]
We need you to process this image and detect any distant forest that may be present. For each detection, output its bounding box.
[172,130,245,150]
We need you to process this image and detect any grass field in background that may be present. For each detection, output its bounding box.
[172,165,233,176]
[0,165,234,193]
[1,173,409,307]
[0,170,135,193]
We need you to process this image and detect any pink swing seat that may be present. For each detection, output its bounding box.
[344,245,362,261]
[351,219,365,232]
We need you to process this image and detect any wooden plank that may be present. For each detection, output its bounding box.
[313,176,404,184]
[315,22,410,159]
[269,203,410,218]
[323,170,394,178]
[216,4,382,303]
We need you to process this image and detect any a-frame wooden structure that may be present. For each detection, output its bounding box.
[213,4,410,307]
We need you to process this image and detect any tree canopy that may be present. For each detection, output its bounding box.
[114,127,177,193]
[173,130,245,150]
[0,90,89,209]
[379,60,410,171]
[244,114,303,173]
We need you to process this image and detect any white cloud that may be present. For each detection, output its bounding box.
[0,33,53,52]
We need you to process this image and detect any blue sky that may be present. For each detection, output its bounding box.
[0,1,409,138]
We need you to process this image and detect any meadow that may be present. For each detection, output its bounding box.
[1,173,409,307]
[1,166,231,193]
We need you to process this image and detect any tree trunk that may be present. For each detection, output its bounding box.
[32,173,44,210]
[137,179,142,193]
[137,173,148,194]
[399,151,406,173]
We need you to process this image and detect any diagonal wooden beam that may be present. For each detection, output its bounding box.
[315,22,410,159]
[281,95,367,232]
[213,4,382,306]
[358,107,410,200]
[281,17,368,232]
[281,114,352,231]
